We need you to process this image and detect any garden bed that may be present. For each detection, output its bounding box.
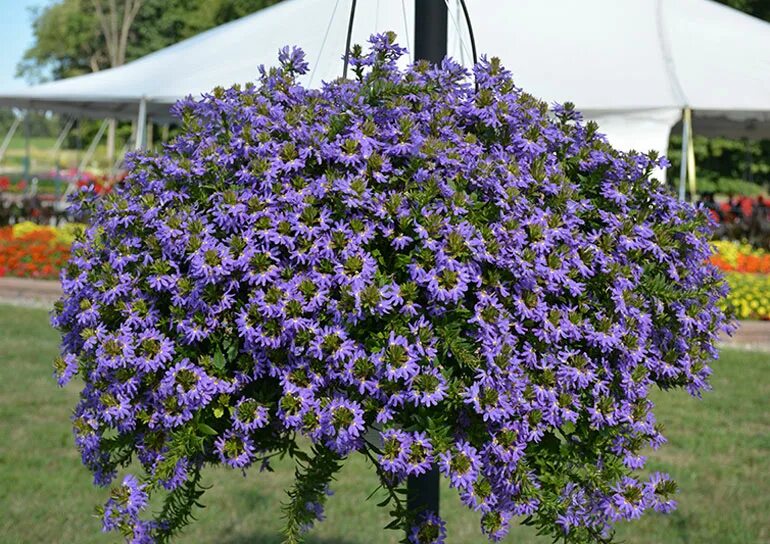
[0,222,79,280]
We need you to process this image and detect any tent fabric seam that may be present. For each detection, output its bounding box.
[655,0,688,107]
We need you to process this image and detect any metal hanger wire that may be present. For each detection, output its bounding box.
[342,0,358,79]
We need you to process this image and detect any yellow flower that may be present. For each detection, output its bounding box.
[724,272,770,319]
[9,221,86,246]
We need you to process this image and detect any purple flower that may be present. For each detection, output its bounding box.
[379,428,411,477]
[645,472,678,513]
[233,398,270,432]
[53,353,79,386]
[101,474,148,532]
[409,511,446,544]
[438,440,480,491]
[321,397,365,454]
[159,360,218,411]
[407,367,447,407]
[215,430,256,469]
[603,477,648,521]
[52,32,731,543]
[405,432,434,476]
[378,333,419,381]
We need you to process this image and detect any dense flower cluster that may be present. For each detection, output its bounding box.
[710,240,770,274]
[0,175,32,192]
[710,241,770,319]
[720,273,770,320]
[53,34,731,543]
[0,222,81,278]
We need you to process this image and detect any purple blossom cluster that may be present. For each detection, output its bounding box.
[409,511,446,544]
[53,33,731,543]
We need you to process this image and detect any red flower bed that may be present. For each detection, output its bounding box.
[0,227,70,279]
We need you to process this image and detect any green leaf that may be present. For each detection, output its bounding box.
[197,423,218,436]
[226,342,239,361]
[562,421,576,435]
[213,350,226,371]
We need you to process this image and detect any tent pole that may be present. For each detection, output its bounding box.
[23,110,31,180]
[75,118,82,167]
[135,96,148,150]
[52,117,75,167]
[77,119,109,174]
[64,119,109,198]
[110,139,129,175]
[0,115,22,164]
[678,107,690,201]
[147,119,154,150]
[686,108,697,200]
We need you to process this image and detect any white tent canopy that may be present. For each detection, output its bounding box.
[2,0,770,161]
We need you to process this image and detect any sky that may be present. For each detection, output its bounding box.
[0,0,48,90]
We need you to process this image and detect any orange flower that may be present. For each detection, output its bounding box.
[0,226,71,279]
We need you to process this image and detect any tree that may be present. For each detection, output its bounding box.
[18,0,283,82]
[17,0,104,81]
[17,0,282,169]
[668,134,770,196]
[714,0,770,22]
[91,0,143,69]
[90,0,144,170]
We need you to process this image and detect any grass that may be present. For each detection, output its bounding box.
[0,304,768,544]
[0,135,134,174]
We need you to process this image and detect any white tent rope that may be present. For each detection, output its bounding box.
[111,137,131,173]
[0,116,22,164]
[400,0,411,61]
[51,117,75,165]
[655,0,688,106]
[309,0,342,87]
[442,0,474,67]
[77,119,109,174]
[374,0,380,36]
[63,118,109,197]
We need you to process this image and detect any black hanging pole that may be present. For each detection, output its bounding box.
[414,0,448,64]
[407,465,440,517]
[407,0,447,529]
[342,0,358,79]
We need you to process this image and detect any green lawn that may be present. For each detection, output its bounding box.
[1,135,132,174]
[0,304,768,544]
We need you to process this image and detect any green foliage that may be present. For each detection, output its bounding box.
[715,0,770,22]
[0,111,60,138]
[155,467,207,544]
[281,445,342,544]
[17,0,102,81]
[667,133,770,196]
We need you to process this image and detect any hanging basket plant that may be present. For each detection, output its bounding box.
[53,33,732,544]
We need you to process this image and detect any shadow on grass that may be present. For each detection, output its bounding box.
[669,510,694,544]
[210,485,366,544]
